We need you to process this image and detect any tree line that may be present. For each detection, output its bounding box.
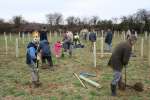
[0,9,150,34]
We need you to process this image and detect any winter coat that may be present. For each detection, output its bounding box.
[38,40,51,57]
[53,42,62,57]
[89,32,96,42]
[108,41,132,71]
[26,42,37,64]
[105,32,113,45]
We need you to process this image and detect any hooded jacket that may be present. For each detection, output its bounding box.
[38,40,51,56]
[26,42,37,64]
[108,41,132,71]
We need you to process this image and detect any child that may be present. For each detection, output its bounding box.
[26,38,41,88]
[53,41,62,58]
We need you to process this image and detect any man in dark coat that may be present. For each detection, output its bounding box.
[105,29,113,52]
[89,30,97,51]
[108,35,137,96]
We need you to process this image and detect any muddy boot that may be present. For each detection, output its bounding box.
[32,81,39,88]
[111,84,117,96]
[69,50,72,57]
[118,78,126,91]
[41,64,48,69]
[35,81,42,87]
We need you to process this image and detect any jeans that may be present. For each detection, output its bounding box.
[28,63,39,82]
[111,70,122,85]
[105,43,112,51]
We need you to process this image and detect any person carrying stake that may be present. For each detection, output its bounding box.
[108,35,137,96]
[26,37,41,88]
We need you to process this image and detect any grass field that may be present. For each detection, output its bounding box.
[0,33,150,100]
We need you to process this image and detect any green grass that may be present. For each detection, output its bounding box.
[0,33,150,100]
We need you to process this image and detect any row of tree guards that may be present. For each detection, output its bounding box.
[93,31,150,67]
[2,31,150,67]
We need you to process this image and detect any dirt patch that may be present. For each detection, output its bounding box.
[48,83,64,89]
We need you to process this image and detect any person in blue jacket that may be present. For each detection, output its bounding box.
[38,40,53,69]
[40,26,48,41]
[105,29,113,52]
[26,38,41,88]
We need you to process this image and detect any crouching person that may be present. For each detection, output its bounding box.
[38,40,53,69]
[108,35,137,96]
[26,38,41,88]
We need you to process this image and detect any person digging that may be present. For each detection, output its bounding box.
[38,39,53,70]
[108,35,137,96]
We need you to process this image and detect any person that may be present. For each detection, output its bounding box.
[105,29,113,52]
[108,35,137,96]
[37,39,53,69]
[62,31,73,56]
[53,41,62,58]
[89,30,96,51]
[26,38,41,88]
[40,26,48,41]
[126,29,131,40]
[73,33,80,46]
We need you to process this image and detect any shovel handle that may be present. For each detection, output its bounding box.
[125,66,127,88]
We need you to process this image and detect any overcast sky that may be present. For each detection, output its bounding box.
[0,0,150,23]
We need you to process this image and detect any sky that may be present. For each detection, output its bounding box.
[0,0,150,23]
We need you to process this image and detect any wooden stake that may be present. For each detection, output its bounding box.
[148,36,150,66]
[145,31,148,40]
[73,73,87,88]
[4,32,6,38]
[100,37,104,57]
[22,32,25,44]
[19,32,20,39]
[123,31,126,40]
[16,38,19,57]
[93,42,96,67]
[113,31,116,38]
[79,75,102,88]
[5,36,8,55]
[101,30,104,37]
[28,32,30,41]
[9,32,12,41]
[141,38,144,58]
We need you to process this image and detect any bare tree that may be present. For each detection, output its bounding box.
[0,18,4,24]
[81,17,89,25]
[12,15,25,28]
[46,12,63,26]
[55,13,63,25]
[66,16,76,25]
[89,16,99,25]
[46,13,55,26]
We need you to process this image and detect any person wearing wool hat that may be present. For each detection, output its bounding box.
[26,37,41,88]
[108,35,137,96]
